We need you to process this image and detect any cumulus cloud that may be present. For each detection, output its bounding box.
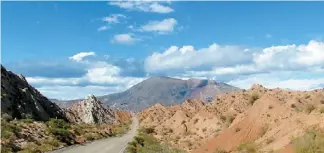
[111,33,139,45]
[145,43,252,73]
[25,58,145,99]
[145,40,324,75]
[102,14,127,24]
[139,18,177,34]
[109,1,173,14]
[69,52,95,62]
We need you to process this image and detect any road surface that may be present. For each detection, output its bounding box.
[49,117,139,153]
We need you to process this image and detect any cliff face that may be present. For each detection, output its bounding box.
[66,95,116,124]
[1,65,67,121]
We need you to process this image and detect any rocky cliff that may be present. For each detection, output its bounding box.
[65,95,117,124]
[1,65,67,121]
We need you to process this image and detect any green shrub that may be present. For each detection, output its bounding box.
[142,127,155,134]
[305,104,316,114]
[237,142,259,153]
[266,137,274,144]
[249,92,259,105]
[292,128,324,153]
[320,107,324,114]
[135,136,145,146]
[220,115,226,122]
[260,124,269,136]
[214,148,227,153]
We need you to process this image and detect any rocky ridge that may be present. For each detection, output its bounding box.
[65,95,117,124]
[1,65,67,121]
[138,85,324,153]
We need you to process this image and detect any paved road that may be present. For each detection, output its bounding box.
[49,117,139,153]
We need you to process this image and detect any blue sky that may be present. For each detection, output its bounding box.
[2,1,324,99]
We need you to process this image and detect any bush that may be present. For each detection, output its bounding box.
[260,124,269,136]
[292,128,324,153]
[194,118,199,124]
[142,127,155,134]
[47,119,70,130]
[214,148,227,153]
[249,92,259,105]
[305,104,316,114]
[320,107,324,114]
[237,142,259,153]
[220,115,226,122]
[126,130,186,153]
[266,137,274,144]
[135,136,145,146]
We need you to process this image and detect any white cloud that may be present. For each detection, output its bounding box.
[111,33,139,45]
[253,40,324,70]
[27,61,145,99]
[98,26,109,31]
[69,52,95,62]
[26,77,81,85]
[102,14,126,24]
[109,1,173,14]
[140,18,177,34]
[227,72,324,91]
[145,43,252,73]
[37,85,123,100]
[145,40,324,75]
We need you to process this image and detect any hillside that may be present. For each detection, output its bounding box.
[138,85,324,153]
[1,65,67,121]
[1,66,133,153]
[99,76,240,112]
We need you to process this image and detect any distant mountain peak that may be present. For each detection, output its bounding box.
[97,76,241,112]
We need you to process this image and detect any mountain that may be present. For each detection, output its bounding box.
[65,95,117,124]
[138,85,324,153]
[98,76,241,112]
[1,65,67,121]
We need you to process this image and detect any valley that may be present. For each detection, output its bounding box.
[1,65,324,153]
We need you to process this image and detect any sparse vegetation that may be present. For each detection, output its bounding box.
[1,118,132,153]
[214,148,227,153]
[266,137,274,144]
[320,107,324,114]
[141,127,155,134]
[249,92,259,105]
[220,114,235,125]
[320,100,324,104]
[126,128,185,153]
[268,105,273,109]
[305,104,316,114]
[292,128,324,153]
[237,142,259,153]
[260,124,269,136]
[202,128,207,132]
[194,118,199,124]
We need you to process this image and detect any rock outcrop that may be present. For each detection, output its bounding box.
[1,65,67,121]
[65,95,116,124]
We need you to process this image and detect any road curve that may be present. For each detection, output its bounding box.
[48,116,139,153]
